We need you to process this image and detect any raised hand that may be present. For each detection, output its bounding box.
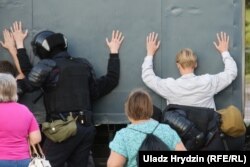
[0,29,24,79]
[146,32,160,56]
[213,32,229,54]
[106,30,124,54]
[11,21,28,49]
[0,29,16,52]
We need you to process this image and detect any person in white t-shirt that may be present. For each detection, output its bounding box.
[141,32,242,151]
[142,32,237,110]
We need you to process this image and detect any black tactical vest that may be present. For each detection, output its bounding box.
[43,56,92,115]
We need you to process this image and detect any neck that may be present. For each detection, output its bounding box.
[129,118,150,124]
[180,68,194,76]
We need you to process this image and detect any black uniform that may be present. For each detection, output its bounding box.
[17,48,120,167]
[162,104,245,151]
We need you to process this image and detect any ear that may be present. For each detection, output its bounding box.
[176,63,180,69]
[194,62,197,69]
[176,63,182,70]
[127,116,133,123]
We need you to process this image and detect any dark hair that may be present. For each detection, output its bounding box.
[0,60,17,77]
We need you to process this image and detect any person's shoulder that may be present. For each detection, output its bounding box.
[166,77,176,81]
[163,77,178,86]
[72,57,93,66]
[159,77,176,84]
[196,74,213,81]
[116,126,131,135]
[110,127,131,142]
[158,122,171,129]
[37,59,56,67]
[152,122,178,141]
[12,102,30,112]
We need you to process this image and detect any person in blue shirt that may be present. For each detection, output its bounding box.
[107,88,186,167]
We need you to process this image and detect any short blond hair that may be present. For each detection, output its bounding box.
[125,88,153,121]
[0,73,18,102]
[176,48,197,68]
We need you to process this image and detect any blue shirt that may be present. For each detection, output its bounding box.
[109,119,181,167]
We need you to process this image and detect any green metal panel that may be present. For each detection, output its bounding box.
[0,0,244,124]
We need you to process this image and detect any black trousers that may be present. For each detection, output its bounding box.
[43,123,96,167]
[202,131,245,151]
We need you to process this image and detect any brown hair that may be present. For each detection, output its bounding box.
[176,48,197,69]
[125,89,153,121]
[0,60,17,77]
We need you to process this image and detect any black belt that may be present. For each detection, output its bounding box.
[49,110,92,126]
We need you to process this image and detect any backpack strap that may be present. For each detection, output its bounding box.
[151,123,159,134]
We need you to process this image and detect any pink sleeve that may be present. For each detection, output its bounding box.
[28,115,39,133]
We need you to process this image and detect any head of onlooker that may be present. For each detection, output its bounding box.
[0,60,17,77]
[0,73,18,102]
[125,88,153,123]
[0,73,41,167]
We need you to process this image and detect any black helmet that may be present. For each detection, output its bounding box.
[31,31,67,59]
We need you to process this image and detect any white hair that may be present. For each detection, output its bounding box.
[0,73,18,102]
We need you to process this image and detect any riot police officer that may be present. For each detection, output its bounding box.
[10,21,124,167]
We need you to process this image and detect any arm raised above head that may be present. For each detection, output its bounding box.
[213,32,229,54]
[211,32,237,94]
[146,32,160,56]
[106,30,124,54]
[11,21,28,49]
[0,29,25,79]
[90,30,124,101]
